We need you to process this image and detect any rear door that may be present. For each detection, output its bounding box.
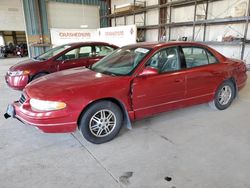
[181,46,223,101]
[78,45,99,67]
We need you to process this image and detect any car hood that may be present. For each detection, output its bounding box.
[9,59,43,71]
[25,67,125,100]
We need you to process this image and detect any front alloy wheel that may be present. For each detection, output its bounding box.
[79,101,123,144]
[89,109,116,137]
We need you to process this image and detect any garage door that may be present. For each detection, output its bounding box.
[47,2,100,29]
[0,0,25,31]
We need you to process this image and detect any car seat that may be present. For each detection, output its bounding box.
[161,49,178,72]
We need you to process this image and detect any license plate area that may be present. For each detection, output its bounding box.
[5,104,15,118]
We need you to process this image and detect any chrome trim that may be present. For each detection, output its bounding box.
[135,93,214,111]
[15,114,75,127]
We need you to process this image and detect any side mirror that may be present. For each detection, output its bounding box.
[138,66,159,76]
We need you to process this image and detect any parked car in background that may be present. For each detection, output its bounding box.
[5,42,248,144]
[5,42,118,90]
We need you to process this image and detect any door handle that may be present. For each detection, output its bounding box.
[175,78,184,83]
[214,72,221,76]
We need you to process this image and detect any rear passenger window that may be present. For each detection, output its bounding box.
[95,46,114,56]
[207,51,218,64]
[79,46,92,58]
[182,47,209,68]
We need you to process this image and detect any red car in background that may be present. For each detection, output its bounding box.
[5,42,118,90]
[5,42,248,144]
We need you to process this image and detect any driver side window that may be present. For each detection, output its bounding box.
[146,47,180,73]
[65,48,79,60]
[57,48,79,61]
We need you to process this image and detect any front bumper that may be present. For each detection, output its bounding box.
[5,74,29,90]
[6,101,78,133]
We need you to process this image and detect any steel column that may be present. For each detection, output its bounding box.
[192,0,197,41]
[241,0,250,60]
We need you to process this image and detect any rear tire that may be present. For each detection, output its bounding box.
[79,101,123,144]
[209,80,235,110]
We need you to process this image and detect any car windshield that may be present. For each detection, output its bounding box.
[34,44,72,61]
[90,47,151,76]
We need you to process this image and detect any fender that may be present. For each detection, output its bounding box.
[78,97,133,130]
[119,101,132,130]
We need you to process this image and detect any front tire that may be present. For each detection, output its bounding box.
[209,80,235,110]
[79,101,123,144]
[32,73,47,81]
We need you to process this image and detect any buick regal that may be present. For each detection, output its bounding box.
[5,42,248,144]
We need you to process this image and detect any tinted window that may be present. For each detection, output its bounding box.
[146,47,180,73]
[182,47,209,68]
[95,45,115,56]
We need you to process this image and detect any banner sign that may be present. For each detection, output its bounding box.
[97,25,137,47]
[50,28,97,46]
[50,25,137,47]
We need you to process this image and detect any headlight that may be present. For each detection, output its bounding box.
[30,98,66,111]
[8,70,30,76]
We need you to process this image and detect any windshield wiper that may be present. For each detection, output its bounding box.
[38,57,47,61]
[86,65,92,70]
[87,67,121,76]
[102,71,121,76]
[33,57,46,61]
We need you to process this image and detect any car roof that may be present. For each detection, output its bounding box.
[124,41,208,49]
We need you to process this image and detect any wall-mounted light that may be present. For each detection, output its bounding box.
[80,25,88,28]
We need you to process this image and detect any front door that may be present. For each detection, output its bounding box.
[132,47,186,119]
[58,45,94,71]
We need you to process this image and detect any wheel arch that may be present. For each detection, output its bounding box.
[214,76,237,99]
[31,71,50,81]
[77,97,132,129]
[228,77,238,98]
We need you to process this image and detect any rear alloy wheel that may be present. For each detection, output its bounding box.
[79,101,123,144]
[209,80,235,110]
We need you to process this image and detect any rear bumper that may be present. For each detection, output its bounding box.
[11,102,78,133]
[5,74,29,90]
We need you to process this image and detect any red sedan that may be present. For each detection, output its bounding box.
[5,42,248,144]
[5,42,118,90]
